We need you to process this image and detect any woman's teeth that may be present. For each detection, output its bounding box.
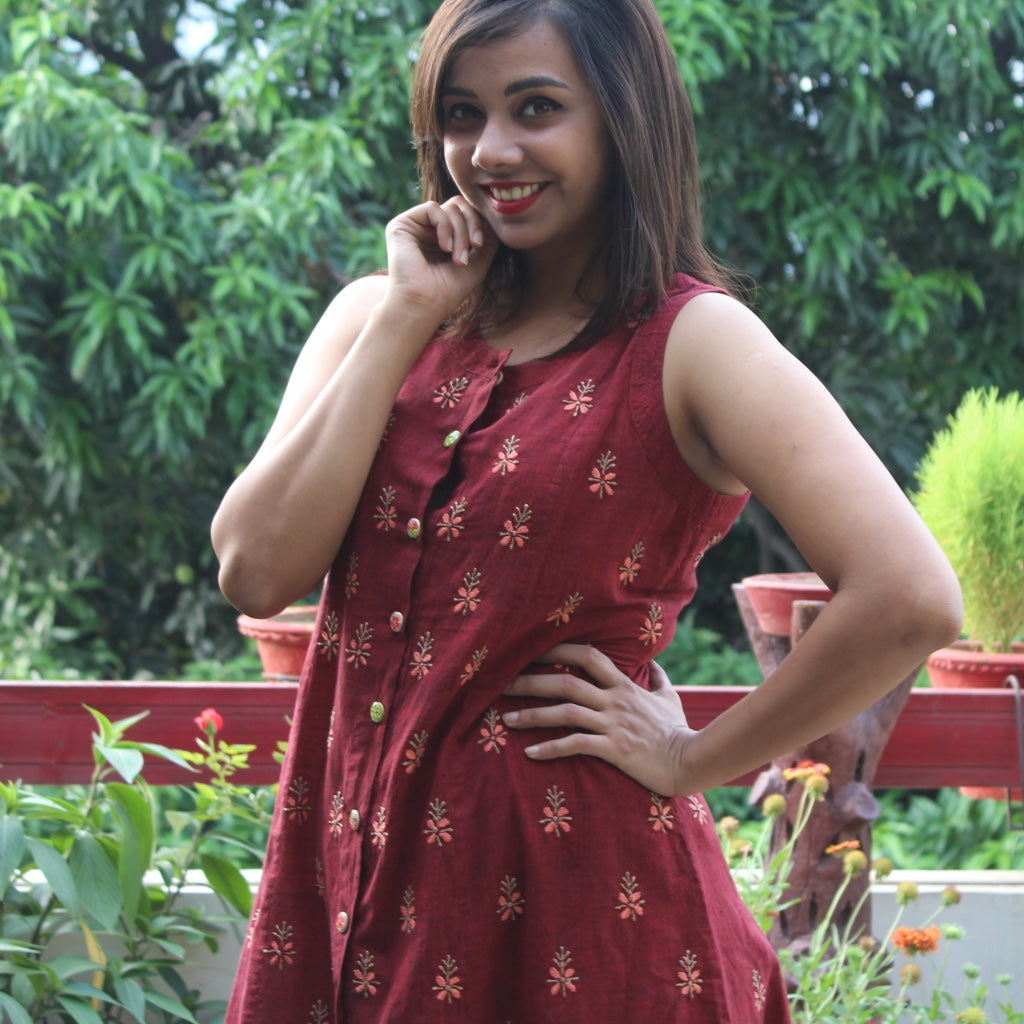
[490,184,543,201]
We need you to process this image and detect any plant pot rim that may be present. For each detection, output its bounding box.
[237,605,318,643]
[927,639,1024,668]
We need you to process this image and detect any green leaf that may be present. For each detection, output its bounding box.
[0,812,25,886]
[143,989,199,1022]
[0,991,34,1024]
[69,834,122,931]
[200,851,253,917]
[95,743,144,783]
[107,782,154,925]
[113,976,147,1023]
[25,837,80,915]
[55,997,104,1024]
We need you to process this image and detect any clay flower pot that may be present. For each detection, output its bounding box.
[237,605,318,680]
[741,572,834,637]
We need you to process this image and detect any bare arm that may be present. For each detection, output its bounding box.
[503,293,962,795]
[211,198,497,617]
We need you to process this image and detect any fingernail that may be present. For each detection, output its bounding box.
[502,711,519,725]
[472,230,484,246]
[524,745,539,757]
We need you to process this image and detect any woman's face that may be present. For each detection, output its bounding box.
[440,19,613,270]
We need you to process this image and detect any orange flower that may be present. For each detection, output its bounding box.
[783,759,831,781]
[825,840,861,856]
[892,924,941,955]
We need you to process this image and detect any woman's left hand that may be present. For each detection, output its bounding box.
[502,643,696,796]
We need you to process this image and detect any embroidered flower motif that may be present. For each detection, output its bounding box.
[492,435,521,476]
[649,793,675,832]
[753,968,767,1011]
[400,887,417,933]
[497,874,525,921]
[353,950,380,998]
[433,954,463,1003]
[369,804,388,850]
[618,540,645,584]
[478,706,508,753]
[263,921,296,970]
[638,601,663,646]
[409,632,434,679]
[563,379,595,417]
[346,622,373,668]
[344,552,360,598]
[694,531,723,566]
[546,592,583,626]
[615,871,646,921]
[316,611,340,659]
[308,999,330,1024]
[458,645,489,685]
[436,496,467,541]
[453,567,482,616]
[540,785,572,837]
[327,792,345,838]
[283,777,311,825]
[676,950,702,997]
[402,730,429,773]
[424,798,454,848]
[587,450,618,498]
[499,504,532,551]
[687,795,709,825]
[433,375,469,408]
[548,946,579,996]
[513,390,529,407]
[373,485,397,531]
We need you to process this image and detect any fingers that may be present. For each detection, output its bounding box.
[525,642,626,689]
[393,198,489,267]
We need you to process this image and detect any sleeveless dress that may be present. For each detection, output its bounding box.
[226,273,791,1023]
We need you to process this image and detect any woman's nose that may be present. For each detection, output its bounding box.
[471,118,523,170]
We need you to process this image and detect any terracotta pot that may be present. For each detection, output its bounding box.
[741,572,833,637]
[237,605,318,680]
[926,640,1024,800]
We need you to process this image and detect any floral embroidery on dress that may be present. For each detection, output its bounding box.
[263,921,296,970]
[687,795,709,825]
[409,632,434,679]
[563,379,595,417]
[492,435,520,476]
[548,947,579,996]
[436,496,467,541]
[424,798,454,848]
[353,951,380,998]
[316,611,340,659]
[458,645,488,685]
[513,390,529,407]
[327,792,345,838]
[433,375,469,408]
[618,540,644,584]
[676,950,702,997]
[638,601,663,646]
[433,955,463,1003]
[344,553,360,598]
[546,591,583,626]
[587,450,618,499]
[615,871,645,921]
[540,785,572,837]
[499,504,532,551]
[371,805,388,850]
[453,568,482,616]
[400,886,417,933]
[497,875,525,921]
[694,531,723,566]
[283,777,311,825]
[753,968,768,1011]
[478,706,508,753]
[373,485,397,531]
[648,793,675,832]
[308,999,330,1023]
[402,730,429,773]
[379,411,395,445]
[346,622,373,668]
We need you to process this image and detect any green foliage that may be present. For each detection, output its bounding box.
[911,388,1024,651]
[1,0,1023,673]
[660,609,763,686]
[0,707,273,1022]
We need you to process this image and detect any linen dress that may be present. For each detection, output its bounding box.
[226,273,792,1023]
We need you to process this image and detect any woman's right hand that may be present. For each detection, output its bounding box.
[382,196,499,322]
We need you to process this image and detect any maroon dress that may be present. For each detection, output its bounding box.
[227,274,791,1023]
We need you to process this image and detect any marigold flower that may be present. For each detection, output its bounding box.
[899,962,922,986]
[942,884,962,906]
[843,850,868,876]
[762,793,787,818]
[892,924,941,955]
[782,759,831,781]
[896,880,919,905]
[194,707,223,734]
[825,839,860,856]
[955,1008,988,1024]
[872,856,894,879]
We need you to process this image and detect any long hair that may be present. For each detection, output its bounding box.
[410,0,739,338]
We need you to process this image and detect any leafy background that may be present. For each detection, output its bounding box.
[1,0,1022,678]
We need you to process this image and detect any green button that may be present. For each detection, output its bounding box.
[369,701,385,724]
[406,517,422,539]
[442,429,461,448]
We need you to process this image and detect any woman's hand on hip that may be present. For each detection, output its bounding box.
[502,643,696,797]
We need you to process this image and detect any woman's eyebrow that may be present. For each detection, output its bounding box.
[441,75,571,99]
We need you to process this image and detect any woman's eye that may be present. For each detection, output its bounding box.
[444,103,481,125]
[520,96,561,117]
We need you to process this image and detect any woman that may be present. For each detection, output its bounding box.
[212,0,962,1019]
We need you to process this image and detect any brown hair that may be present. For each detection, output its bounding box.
[410,0,739,338]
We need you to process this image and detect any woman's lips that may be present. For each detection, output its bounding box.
[482,182,549,214]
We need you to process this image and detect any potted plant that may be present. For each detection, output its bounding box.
[237,604,319,680]
[911,386,1024,798]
